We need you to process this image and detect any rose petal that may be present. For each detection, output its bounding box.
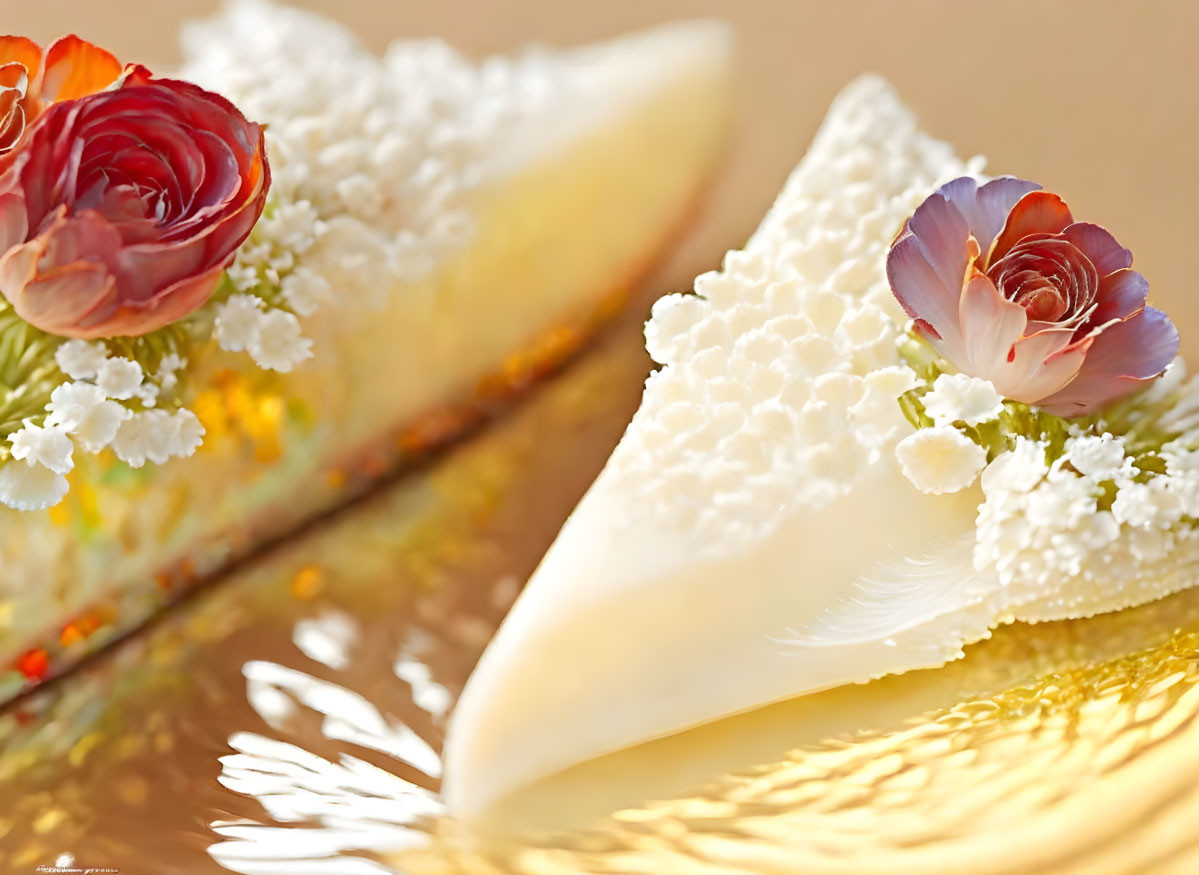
[1061,222,1133,276]
[1002,329,1090,404]
[0,190,28,251]
[958,269,1027,378]
[1093,269,1149,323]
[12,99,85,222]
[116,169,263,301]
[886,193,973,361]
[988,191,1075,267]
[0,103,23,152]
[1038,307,1180,416]
[38,35,121,103]
[15,260,117,334]
[938,175,1041,256]
[0,211,124,333]
[0,61,28,91]
[80,259,227,337]
[0,235,38,297]
[989,234,1101,342]
[0,36,41,80]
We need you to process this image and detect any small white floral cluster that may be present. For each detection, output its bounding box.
[894,373,1003,495]
[975,430,1199,590]
[213,200,325,373]
[893,361,1199,595]
[215,289,315,374]
[0,341,202,511]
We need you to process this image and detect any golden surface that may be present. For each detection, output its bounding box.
[3,2,1199,874]
[3,308,1199,874]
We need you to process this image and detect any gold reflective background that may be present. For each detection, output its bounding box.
[4,2,1199,874]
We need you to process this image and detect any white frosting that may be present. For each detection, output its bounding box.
[444,75,1199,820]
[631,78,975,550]
[180,0,552,308]
[180,0,715,318]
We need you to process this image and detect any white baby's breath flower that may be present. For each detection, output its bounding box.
[170,409,205,459]
[1065,433,1129,481]
[215,294,265,352]
[45,381,131,452]
[281,267,333,317]
[1174,474,1199,518]
[227,261,262,292]
[980,436,1048,496]
[74,402,131,452]
[1112,479,1184,529]
[155,353,186,392]
[237,242,274,268]
[45,381,105,429]
[97,357,144,400]
[137,382,161,408]
[249,309,313,372]
[10,423,74,474]
[1161,441,1199,477]
[895,426,987,495]
[158,353,185,374]
[259,200,322,253]
[112,408,205,468]
[1079,509,1122,550]
[112,412,170,468]
[1024,470,1096,530]
[0,459,69,510]
[922,374,1004,427]
[268,249,296,275]
[54,340,108,380]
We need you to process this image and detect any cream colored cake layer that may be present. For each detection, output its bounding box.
[0,21,731,693]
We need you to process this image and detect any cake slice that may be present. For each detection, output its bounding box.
[0,2,731,698]
[444,75,1199,818]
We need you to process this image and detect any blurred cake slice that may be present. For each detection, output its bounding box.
[0,3,731,698]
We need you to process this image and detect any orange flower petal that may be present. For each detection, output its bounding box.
[0,104,24,152]
[38,34,121,104]
[0,60,29,92]
[987,191,1075,268]
[0,35,41,78]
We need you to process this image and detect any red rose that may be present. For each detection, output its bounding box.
[0,64,269,338]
